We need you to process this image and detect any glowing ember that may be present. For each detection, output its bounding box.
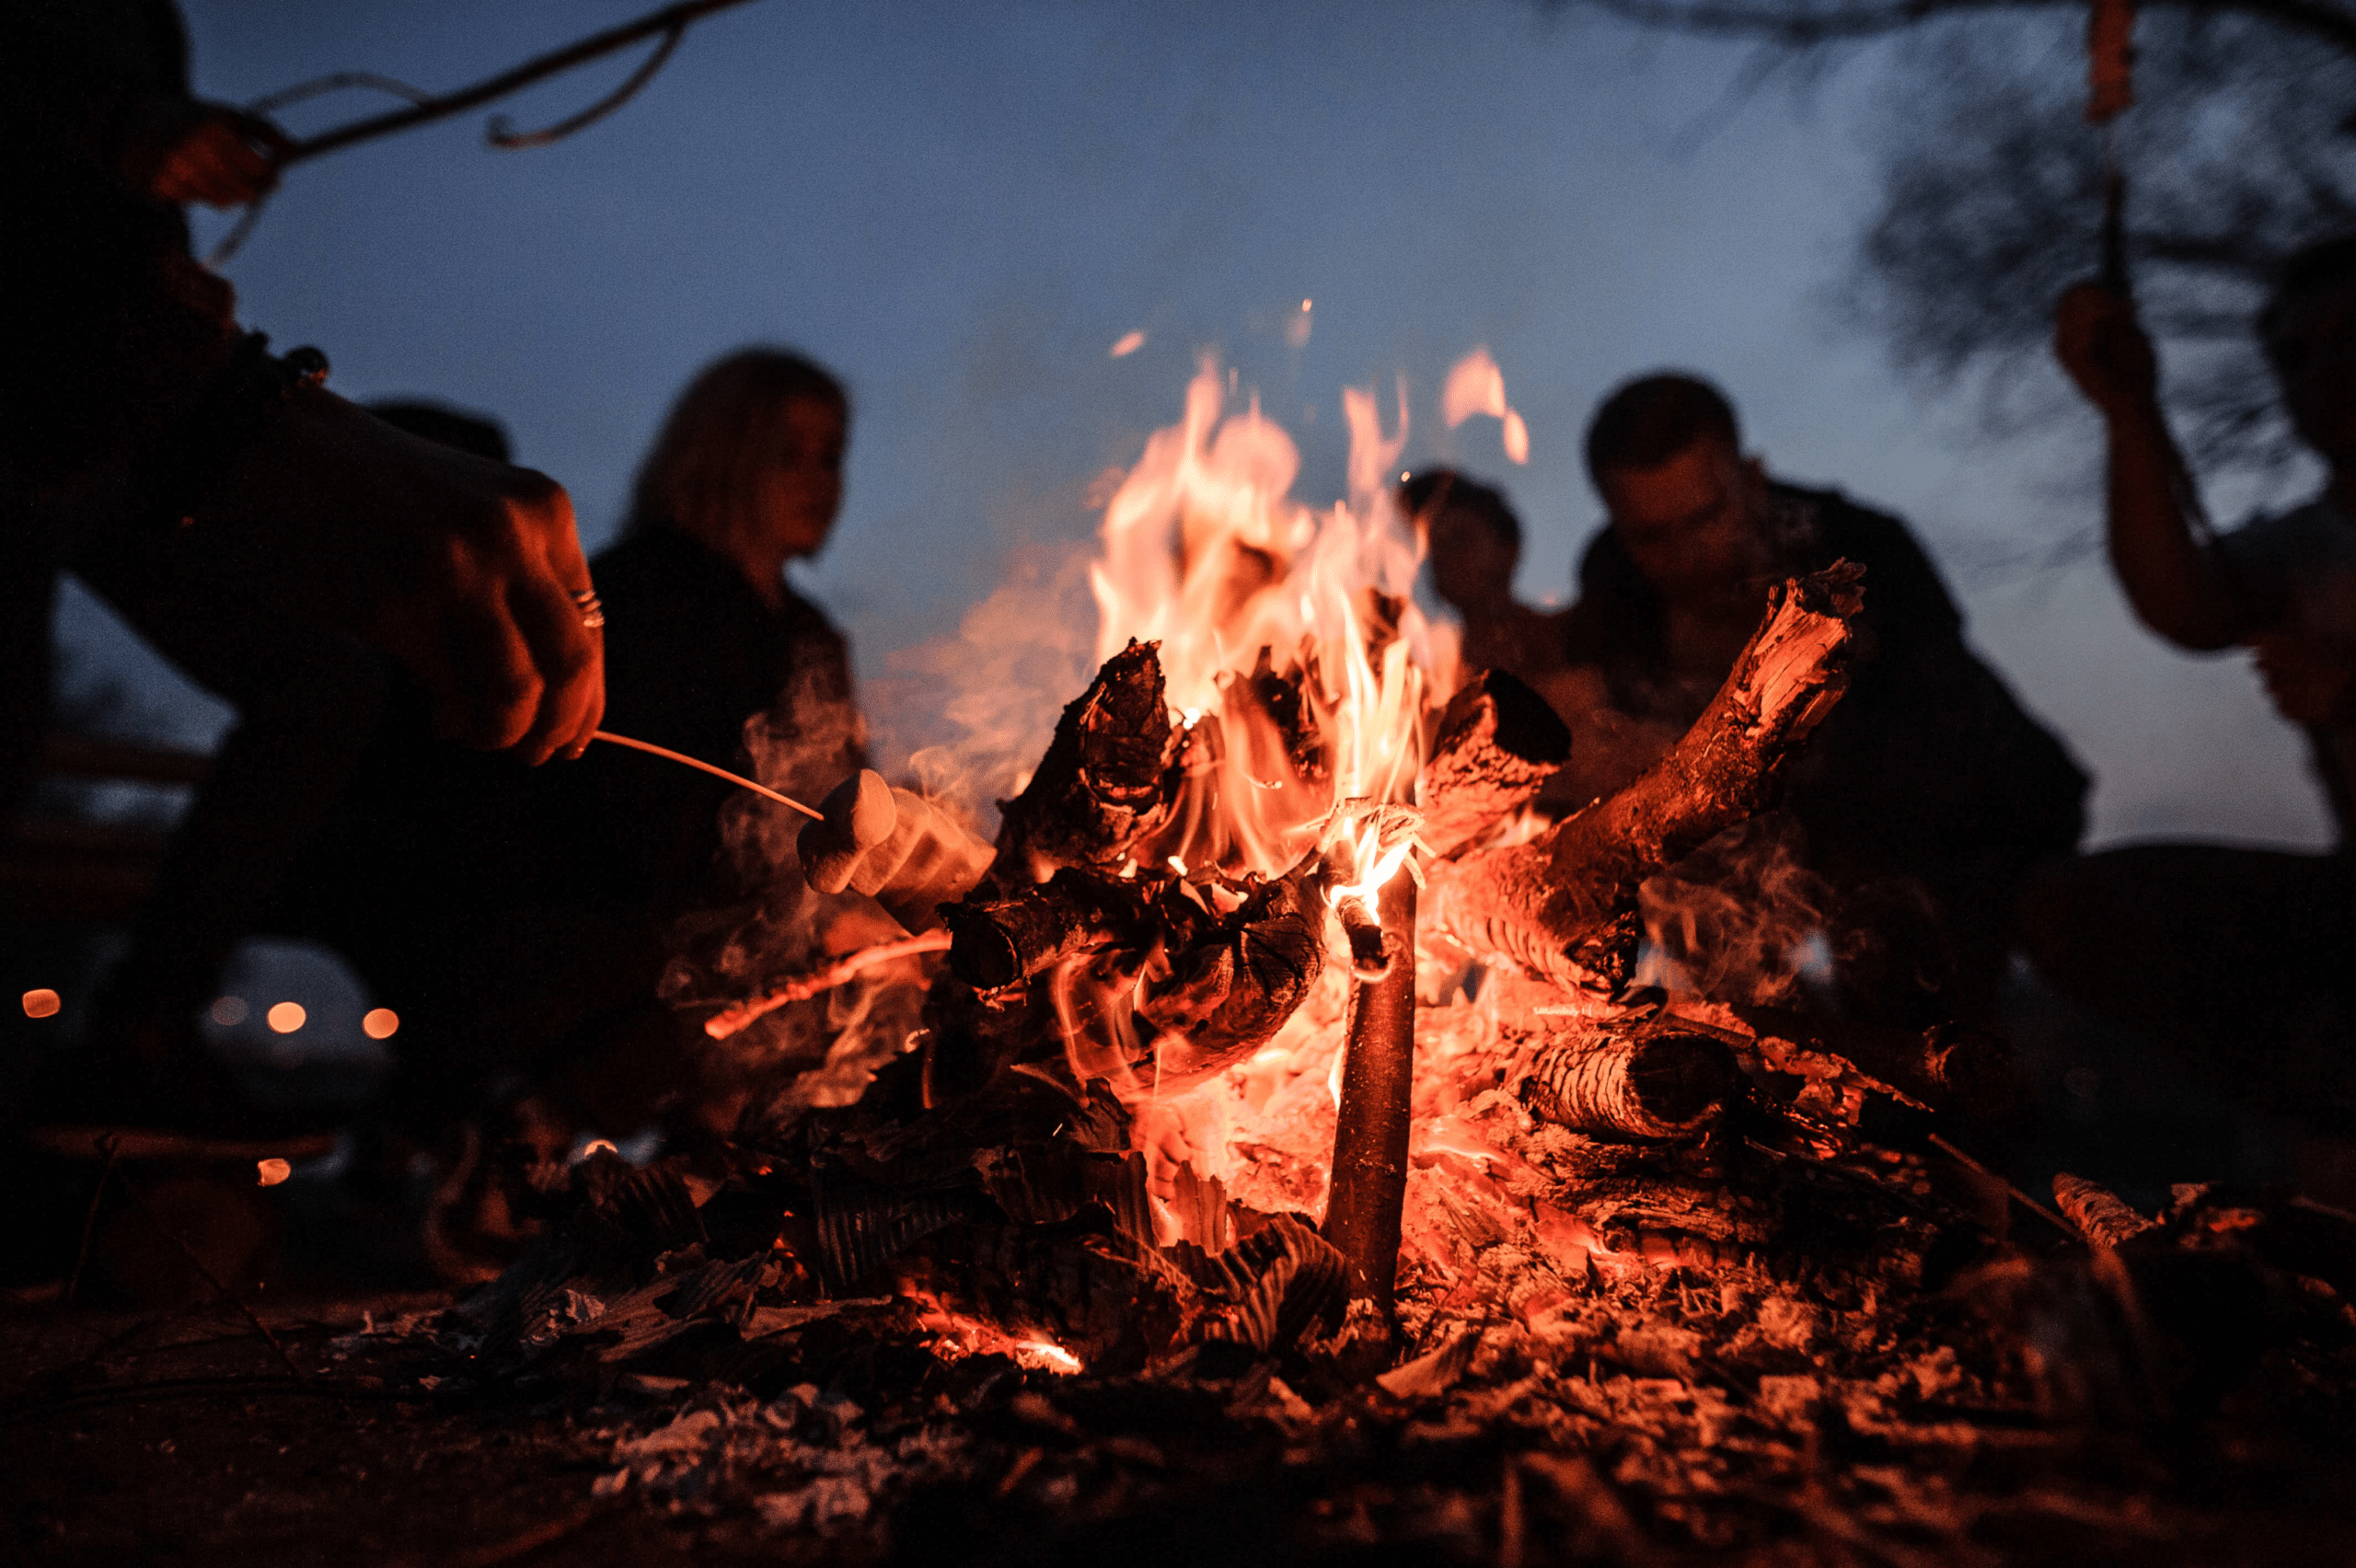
[912,1304,1084,1375]
[256,1158,293,1187]
[21,988,59,1020]
[362,1007,399,1040]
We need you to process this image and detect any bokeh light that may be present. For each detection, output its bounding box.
[362,1008,400,1040]
[266,1001,306,1033]
[256,1158,293,1187]
[21,988,60,1019]
[211,996,249,1026]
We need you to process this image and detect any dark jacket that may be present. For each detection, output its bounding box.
[1561,483,2087,1020]
[583,525,866,910]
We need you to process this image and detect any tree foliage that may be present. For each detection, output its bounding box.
[1566,0,2356,489]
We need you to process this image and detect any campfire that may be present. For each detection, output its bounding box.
[343,359,2356,1557]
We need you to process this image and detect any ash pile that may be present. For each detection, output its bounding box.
[365,571,2356,1563]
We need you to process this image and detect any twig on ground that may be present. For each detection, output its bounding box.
[62,1134,123,1312]
[106,1163,310,1388]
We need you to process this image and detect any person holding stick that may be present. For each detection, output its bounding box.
[7,1,605,1147]
[2030,242,2356,1102]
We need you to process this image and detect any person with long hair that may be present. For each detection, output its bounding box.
[586,349,866,916]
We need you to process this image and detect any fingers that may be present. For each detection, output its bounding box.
[421,571,545,751]
[2054,282,2156,412]
[154,119,282,207]
[504,568,604,765]
[495,481,603,764]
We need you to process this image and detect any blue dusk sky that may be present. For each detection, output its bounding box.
[57,0,2338,852]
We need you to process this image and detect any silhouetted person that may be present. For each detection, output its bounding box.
[1403,469,1568,688]
[2033,241,2356,1109]
[274,353,868,1166]
[1556,374,2087,1026]
[9,3,605,1151]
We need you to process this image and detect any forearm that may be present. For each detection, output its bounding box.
[2103,398,2239,650]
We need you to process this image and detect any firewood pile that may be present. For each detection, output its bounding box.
[322,553,2356,1562]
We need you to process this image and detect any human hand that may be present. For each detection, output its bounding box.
[207,392,605,762]
[124,100,289,207]
[2055,282,2160,417]
[2251,630,2356,726]
[799,770,995,929]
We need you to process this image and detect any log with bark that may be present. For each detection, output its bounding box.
[1520,1020,1744,1141]
[1425,564,1865,991]
[942,870,1159,992]
[2053,1173,2160,1249]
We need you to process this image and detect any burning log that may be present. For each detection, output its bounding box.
[941,870,1157,992]
[1520,1022,1742,1141]
[988,639,1179,887]
[1323,870,1417,1311]
[1136,859,1329,1084]
[1426,564,1865,991]
[2053,1173,2160,1249]
[1415,669,1571,860]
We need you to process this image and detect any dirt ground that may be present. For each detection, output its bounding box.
[10,1263,2356,1568]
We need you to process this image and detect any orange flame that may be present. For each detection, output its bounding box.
[1089,356,1455,879]
[1440,347,1530,465]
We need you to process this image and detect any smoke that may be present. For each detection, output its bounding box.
[1634,813,1932,1017]
[657,651,928,1124]
[864,542,1100,830]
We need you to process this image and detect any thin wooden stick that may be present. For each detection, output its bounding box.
[62,1135,123,1312]
[704,930,953,1040]
[1927,1134,2073,1238]
[591,730,824,821]
[107,1164,310,1388]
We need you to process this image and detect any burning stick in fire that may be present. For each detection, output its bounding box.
[703,930,953,1040]
[1322,815,1423,1316]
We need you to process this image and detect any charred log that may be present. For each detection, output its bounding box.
[990,639,1180,887]
[900,1222,1195,1374]
[1170,1213,1348,1353]
[1426,565,1865,990]
[1230,645,1327,786]
[1135,858,1330,1084]
[1726,1004,2015,1122]
[1520,1023,1743,1140]
[941,869,1158,992]
[1416,669,1572,860]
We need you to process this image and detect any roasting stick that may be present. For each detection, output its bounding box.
[703,931,953,1040]
[590,730,824,821]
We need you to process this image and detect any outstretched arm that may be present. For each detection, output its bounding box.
[2054,284,2242,651]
